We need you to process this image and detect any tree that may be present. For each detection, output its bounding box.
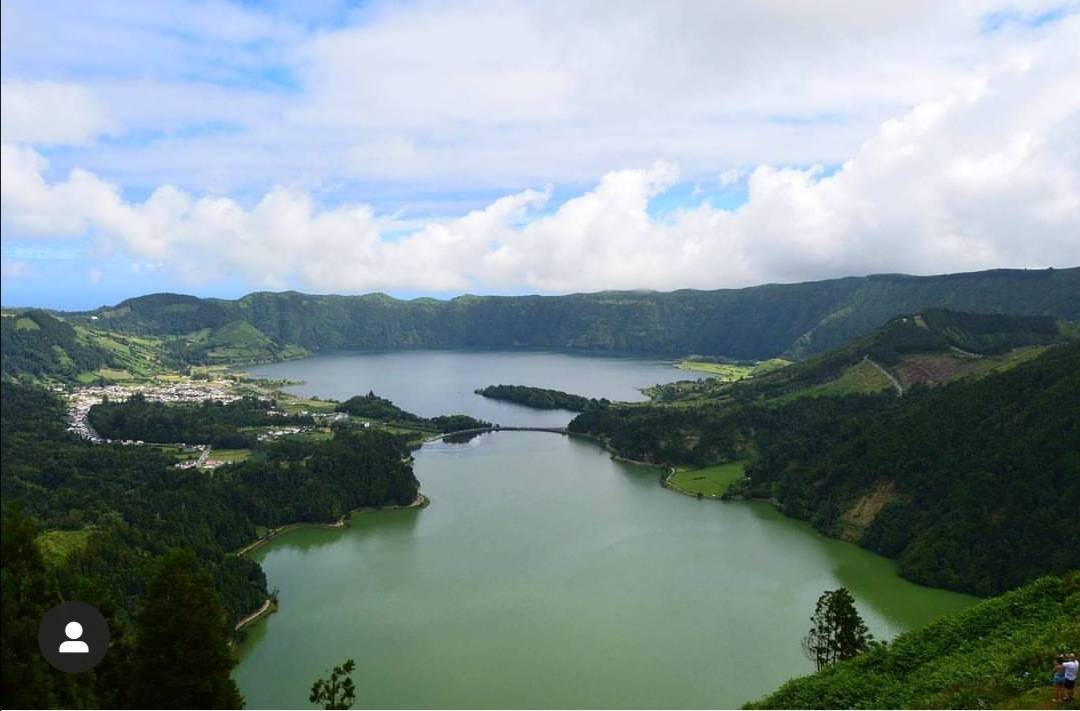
[801,588,873,670]
[131,550,243,709]
[1,508,59,708]
[310,658,357,710]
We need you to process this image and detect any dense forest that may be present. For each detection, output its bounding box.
[475,384,608,411]
[2,510,245,709]
[65,267,1079,360]
[0,381,420,707]
[746,574,1080,709]
[736,341,1080,596]
[336,391,490,432]
[2,383,419,618]
[87,395,314,448]
[571,342,1080,596]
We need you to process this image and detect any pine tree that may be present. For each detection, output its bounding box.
[310,658,357,710]
[801,588,873,670]
[131,550,243,709]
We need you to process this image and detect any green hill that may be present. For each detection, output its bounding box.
[68,267,1080,361]
[1,310,173,383]
[570,331,1080,596]
[644,308,1070,406]
[166,320,308,365]
[747,573,1080,709]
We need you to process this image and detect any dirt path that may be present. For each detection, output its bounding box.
[864,355,904,395]
[235,598,272,631]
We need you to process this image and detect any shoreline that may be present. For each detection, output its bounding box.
[235,492,429,558]
[663,474,722,499]
[565,431,674,474]
[234,598,274,632]
[231,492,429,632]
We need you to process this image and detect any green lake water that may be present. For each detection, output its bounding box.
[235,351,976,708]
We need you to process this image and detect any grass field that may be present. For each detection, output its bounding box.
[667,461,748,497]
[209,448,252,463]
[279,397,338,414]
[750,358,792,375]
[676,360,754,381]
[35,529,93,567]
[780,359,893,401]
[151,444,200,462]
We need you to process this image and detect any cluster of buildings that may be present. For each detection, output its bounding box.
[65,380,242,443]
[173,445,212,470]
[62,379,351,471]
[256,426,305,441]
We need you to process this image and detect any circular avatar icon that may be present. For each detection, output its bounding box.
[38,601,110,673]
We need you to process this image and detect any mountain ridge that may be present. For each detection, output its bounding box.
[57,267,1080,361]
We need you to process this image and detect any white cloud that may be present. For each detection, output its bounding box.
[2,0,1076,197]
[2,38,1078,294]
[0,80,113,145]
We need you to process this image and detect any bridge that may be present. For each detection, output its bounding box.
[425,425,569,442]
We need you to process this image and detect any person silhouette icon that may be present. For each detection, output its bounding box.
[39,601,108,672]
[58,621,90,654]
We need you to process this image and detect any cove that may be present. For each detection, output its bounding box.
[235,351,976,708]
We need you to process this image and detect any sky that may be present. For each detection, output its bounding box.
[1,1,1079,310]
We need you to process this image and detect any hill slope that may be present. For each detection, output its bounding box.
[643,308,1069,405]
[68,267,1080,360]
[747,574,1080,709]
[1,310,174,383]
[733,340,1080,595]
[570,328,1080,596]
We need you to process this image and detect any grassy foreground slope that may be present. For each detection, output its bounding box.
[68,267,1079,360]
[747,574,1080,710]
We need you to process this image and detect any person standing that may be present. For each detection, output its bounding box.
[1064,652,1079,703]
[1054,655,1068,703]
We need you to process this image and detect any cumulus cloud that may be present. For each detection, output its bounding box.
[3,36,1078,294]
[3,0,1077,197]
[0,80,113,145]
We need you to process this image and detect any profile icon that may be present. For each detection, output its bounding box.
[38,601,108,673]
[59,621,90,654]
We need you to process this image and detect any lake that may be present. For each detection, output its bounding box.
[244,349,691,427]
[235,351,975,708]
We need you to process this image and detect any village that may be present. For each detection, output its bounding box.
[61,377,339,469]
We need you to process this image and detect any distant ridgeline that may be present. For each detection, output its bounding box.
[56,267,1080,362]
[569,314,1080,596]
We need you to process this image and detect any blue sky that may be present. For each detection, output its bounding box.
[2,1,1078,309]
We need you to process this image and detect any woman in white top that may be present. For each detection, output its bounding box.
[1063,653,1078,702]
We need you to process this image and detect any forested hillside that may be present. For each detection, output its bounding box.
[1,310,178,384]
[0,383,419,624]
[643,308,1070,405]
[1,311,114,380]
[571,340,1080,596]
[747,574,1080,709]
[67,267,1079,360]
